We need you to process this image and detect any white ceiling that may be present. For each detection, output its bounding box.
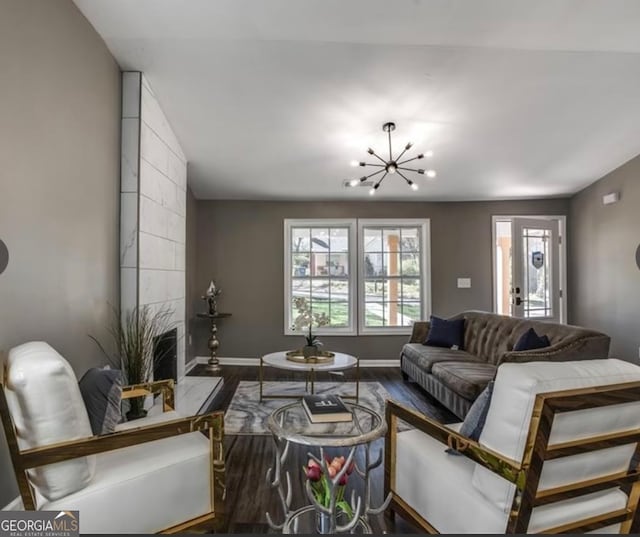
[73,0,640,200]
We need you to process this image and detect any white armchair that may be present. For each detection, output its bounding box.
[0,342,224,534]
[385,358,640,533]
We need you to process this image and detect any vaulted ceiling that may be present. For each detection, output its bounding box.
[73,0,640,200]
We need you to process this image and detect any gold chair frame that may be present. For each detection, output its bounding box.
[385,381,640,534]
[0,352,225,534]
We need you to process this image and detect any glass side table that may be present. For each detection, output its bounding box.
[266,400,390,534]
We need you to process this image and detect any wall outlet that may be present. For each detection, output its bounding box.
[457,278,471,289]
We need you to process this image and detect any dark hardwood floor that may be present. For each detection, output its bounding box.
[190,363,456,534]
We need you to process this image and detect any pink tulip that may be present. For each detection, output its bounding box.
[327,465,337,478]
[339,473,348,486]
[306,465,321,482]
[337,456,345,465]
[308,459,320,469]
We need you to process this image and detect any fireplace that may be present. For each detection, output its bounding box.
[153,328,178,382]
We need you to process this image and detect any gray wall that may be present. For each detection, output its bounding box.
[569,155,640,362]
[0,0,120,506]
[192,198,569,360]
[186,186,199,363]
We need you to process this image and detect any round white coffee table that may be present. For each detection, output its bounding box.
[259,351,359,402]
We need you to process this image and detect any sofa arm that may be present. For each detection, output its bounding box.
[499,334,611,366]
[409,321,431,343]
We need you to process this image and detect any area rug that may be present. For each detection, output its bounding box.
[225,381,391,435]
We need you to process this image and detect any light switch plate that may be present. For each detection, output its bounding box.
[457,278,471,289]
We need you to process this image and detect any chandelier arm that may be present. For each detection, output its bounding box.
[369,150,388,165]
[374,172,389,188]
[397,155,423,165]
[396,170,414,185]
[362,169,385,181]
[361,163,385,168]
[397,167,422,172]
[394,147,410,162]
[388,130,392,161]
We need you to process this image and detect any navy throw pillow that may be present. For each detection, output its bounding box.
[514,327,550,352]
[79,368,123,435]
[424,316,465,350]
[446,380,494,456]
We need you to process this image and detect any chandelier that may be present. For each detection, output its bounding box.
[348,122,436,195]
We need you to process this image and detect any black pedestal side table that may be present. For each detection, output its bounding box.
[196,312,232,373]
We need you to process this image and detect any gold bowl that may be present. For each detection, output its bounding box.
[285,349,335,364]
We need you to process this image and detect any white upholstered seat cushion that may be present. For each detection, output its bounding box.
[5,342,95,500]
[40,411,212,534]
[395,425,624,533]
[472,359,640,512]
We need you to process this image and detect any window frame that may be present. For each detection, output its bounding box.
[283,219,358,336]
[357,218,431,335]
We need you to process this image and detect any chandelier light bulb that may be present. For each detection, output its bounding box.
[410,182,419,191]
[348,179,359,187]
[425,150,434,158]
[369,187,376,196]
[349,160,359,167]
[426,170,437,178]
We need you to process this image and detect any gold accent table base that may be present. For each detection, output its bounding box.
[196,312,232,375]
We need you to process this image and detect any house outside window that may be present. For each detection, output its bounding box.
[358,219,431,334]
[284,219,358,335]
[284,218,430,336]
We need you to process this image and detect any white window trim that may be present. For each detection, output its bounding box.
[357,218,432,336]
[284,219,358,336]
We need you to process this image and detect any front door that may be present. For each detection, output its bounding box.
[511,218,560,322]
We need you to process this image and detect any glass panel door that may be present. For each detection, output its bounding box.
[511,218,560,321]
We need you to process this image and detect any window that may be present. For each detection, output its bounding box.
[284,220,357,335]
[359,219,430,334]
[284,218,430,336]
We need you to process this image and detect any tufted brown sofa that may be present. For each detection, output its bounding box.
[401,311,611,419]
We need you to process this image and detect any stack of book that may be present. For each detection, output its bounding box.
[302,394,352,423]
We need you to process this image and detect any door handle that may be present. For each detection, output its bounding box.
[514,297,522,306]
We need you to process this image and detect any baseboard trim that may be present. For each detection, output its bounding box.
[194,356,400,367]
[185,358,198,373]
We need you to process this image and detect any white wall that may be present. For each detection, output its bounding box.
[120,72,187,379]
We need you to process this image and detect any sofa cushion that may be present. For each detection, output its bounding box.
[402,344,479,374]
[5,342,95,501]
[431,361,497,400]
[424,315,465,350]
[472,359,640,513]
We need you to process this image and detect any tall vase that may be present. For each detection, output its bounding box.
[125,396,148,421]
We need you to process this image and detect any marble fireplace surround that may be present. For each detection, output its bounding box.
[120,72,188,381]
